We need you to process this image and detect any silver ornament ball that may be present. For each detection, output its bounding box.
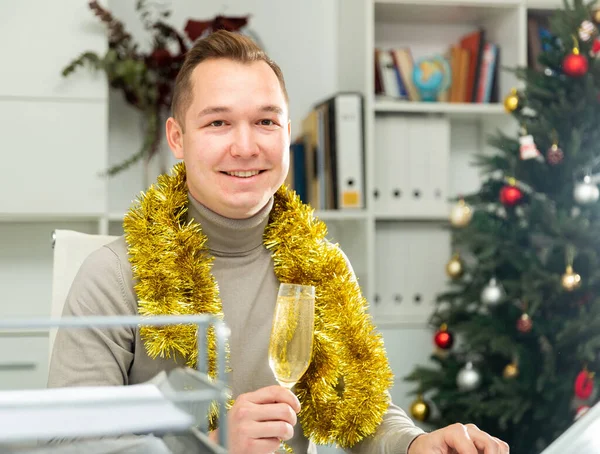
[574,176,600,204]
[481,278,504,305]
[457,362,482,391]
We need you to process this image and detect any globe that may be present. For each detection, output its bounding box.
[412,55,451,102]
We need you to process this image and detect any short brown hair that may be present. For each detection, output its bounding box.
[171,30,288,126]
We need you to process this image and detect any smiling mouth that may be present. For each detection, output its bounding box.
[221,170,265,178]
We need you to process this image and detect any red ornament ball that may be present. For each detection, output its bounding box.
[563,52,589,77]
[434,326,454,350]
[591,38,600,58]
[547,144,564,165]
[517,313,533,333]
[574,369,595,399]
[500,185,523,206]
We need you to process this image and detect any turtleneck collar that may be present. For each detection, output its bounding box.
[186,194,273,255]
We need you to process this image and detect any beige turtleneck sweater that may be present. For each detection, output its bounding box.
[48,195,424,453]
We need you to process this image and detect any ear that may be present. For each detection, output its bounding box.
[287,120,292,141]
[166,117,184,160]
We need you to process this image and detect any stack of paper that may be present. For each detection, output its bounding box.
[0,384,194,444]
[541,402,600,454]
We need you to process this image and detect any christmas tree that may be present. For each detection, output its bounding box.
[404,1,600,452]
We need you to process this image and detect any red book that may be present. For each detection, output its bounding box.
[459,29,485,103]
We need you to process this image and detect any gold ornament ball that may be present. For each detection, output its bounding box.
[503,89,520,113]
[409,396,431,422]
[445,254,464,279]
[593,9,600,24]
[562,265,582,291]
[503,362,519,379]
[450,199,473,227]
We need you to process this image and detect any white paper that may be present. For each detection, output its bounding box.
[0,384,194,443]
[541,402,600,454]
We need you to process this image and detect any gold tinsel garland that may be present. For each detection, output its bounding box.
[123,162,394,448]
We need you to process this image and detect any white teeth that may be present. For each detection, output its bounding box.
[226,170,260,178]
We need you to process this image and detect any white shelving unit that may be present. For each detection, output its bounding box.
[332,0,532,325]
[374,98,507,117]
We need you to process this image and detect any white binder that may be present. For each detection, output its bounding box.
[374,115,409,216]
[408,116,450,218]
[374,222,450,323]
[331,93,365,209]
[374,115,450,219]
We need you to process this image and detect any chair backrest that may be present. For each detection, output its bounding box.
[50,229,119,360]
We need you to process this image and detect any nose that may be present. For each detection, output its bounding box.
[230,124,259,158]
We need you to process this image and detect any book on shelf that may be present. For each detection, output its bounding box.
[289,92,365,211]
[527,13,553,72]
[374,28,500,104]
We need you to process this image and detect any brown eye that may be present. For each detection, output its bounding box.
[210,120,225,127]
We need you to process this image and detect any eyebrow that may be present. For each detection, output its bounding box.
[197,105,285,118]
[259,105,285,116]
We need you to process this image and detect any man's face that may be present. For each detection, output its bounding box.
[166,58,291,219]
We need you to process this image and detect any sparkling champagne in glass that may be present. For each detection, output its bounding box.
[268,283,315,390]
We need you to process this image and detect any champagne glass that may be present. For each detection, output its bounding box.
[268,283,315,451]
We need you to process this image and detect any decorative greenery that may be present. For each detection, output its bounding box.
[63,1,252,176]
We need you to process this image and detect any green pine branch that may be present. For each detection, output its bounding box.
[61,52,104,77]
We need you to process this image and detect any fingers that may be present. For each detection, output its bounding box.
[228,386,300,454]
[248,420,295,441]
[463,424,498,454]
[233,401,297,427]
[239,385,301,414]
[429,423,509,454]
[443,423,478,454]
[253,402,298,426]
[464,424,510,454]
[241,437,281,454]
[492,436,510,454]
[228,414,293,453]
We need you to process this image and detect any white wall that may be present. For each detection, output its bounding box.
[0,0,108,318]
[1,0,108,217]
[108,0,337,133]
[0,0,109,391]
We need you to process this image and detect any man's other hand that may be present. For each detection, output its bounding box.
[408,423,509,454]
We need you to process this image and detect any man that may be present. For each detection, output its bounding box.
[49,30,509,454]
